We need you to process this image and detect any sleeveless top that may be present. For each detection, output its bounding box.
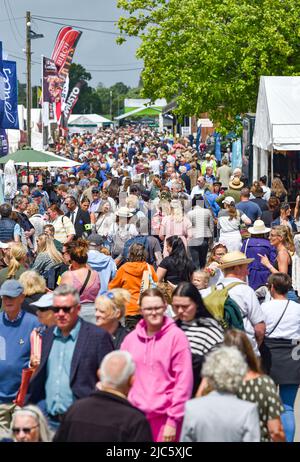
[274,250,292,277]
[70,270,100,303]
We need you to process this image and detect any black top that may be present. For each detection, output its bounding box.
[112,323,130,349]
[53,390,153,442]
[159,256,195,284]
[250,198,268,212]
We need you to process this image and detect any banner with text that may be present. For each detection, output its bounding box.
[60,80,84,129]
[0,60,19,130]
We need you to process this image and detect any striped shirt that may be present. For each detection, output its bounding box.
[181,317,224,356]
[52,215,75,244]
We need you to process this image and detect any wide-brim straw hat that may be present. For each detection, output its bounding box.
[229,177,244,190]
[115,207,133,218]
[219,251,254,269]
[248,220,271,235]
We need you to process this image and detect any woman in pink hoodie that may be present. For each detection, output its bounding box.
[121,288,193,442]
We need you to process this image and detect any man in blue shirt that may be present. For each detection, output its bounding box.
[0,280,40,434]
[236,188,262,223]
[26,284,114,429]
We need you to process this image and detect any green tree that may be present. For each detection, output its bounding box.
[117,0,300,129]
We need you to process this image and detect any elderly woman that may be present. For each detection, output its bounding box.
[20,270,47,315]
[95,289,130,349]
[90,200,115,243]
[180,346,260,442]
[11,405,52,442]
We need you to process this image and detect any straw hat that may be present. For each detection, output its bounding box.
[219,251,254,269]
[248,220,271,235]
[115,207,133,218]
[229,177,244,190]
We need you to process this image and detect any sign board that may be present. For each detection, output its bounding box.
[181,126,191,136]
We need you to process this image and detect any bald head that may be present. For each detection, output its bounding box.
[99,351,135,392]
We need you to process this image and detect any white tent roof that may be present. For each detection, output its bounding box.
[253,76,300,151]
[68,114,111,125]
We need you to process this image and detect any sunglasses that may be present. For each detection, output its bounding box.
[51,305,76,314]
[12,425,38,434]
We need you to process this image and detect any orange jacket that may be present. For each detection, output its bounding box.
[108,262,158,316]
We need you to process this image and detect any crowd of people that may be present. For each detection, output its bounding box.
[0,125,300,443]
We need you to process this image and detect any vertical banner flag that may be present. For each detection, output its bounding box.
[50,27,82,125]
[0,41,4,122]
[0,128,9,156]
[0,60,19,129]
[231,138,242,170]
[42,56,61,127]
[60,80,84,129]
[214,132,222,162]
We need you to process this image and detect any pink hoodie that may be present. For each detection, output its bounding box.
[121,316,193,428]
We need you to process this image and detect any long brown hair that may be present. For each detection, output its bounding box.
[224,329,262,373]
[7,244,27,279]
[271,177,287,198]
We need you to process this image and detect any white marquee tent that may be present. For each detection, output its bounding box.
[252,76,300,179]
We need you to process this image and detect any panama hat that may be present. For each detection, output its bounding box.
[219,251,254,269]
[228,177,244,190]
[248,220,271,235]
[115,207,133,218]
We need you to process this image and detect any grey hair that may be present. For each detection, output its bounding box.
[202,346,247,394]
[11,405,52,442]
[14,196,26,208]
[53,284,80,304]
[100,351,135,389]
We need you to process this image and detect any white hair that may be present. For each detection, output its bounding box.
[11,405,52,442]
[100,351,135,388]
[202,346,247,394]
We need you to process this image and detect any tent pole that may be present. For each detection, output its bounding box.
[271,148,274,181]
[27,162,29,186]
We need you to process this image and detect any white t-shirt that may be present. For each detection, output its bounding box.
[149,159,161,175]
[261,299,300,339]
[201,277,265,354]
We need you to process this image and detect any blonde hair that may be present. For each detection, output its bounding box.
[27,203,39,217]
[193,270,210,283]
[273,225,295,254]
[7,244,27,279]
[37,234,63,264]
[19,270,46,296]
[126,194,139,210]
[271,178,287,198]
[170,199,183,222]
[95,289,130,320]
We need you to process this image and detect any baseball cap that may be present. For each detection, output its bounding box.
[30,292,53,312]
[92,188,100,193]
[87,234,105,247]
[36,181,43,186]
[32,190,43,198]
[0,280,24,297]
[0,241,9,249]
[222,196,235,205]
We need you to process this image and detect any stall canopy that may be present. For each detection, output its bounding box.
[253,76,300,151]
[0,148,81,167]
[68,114,112,126]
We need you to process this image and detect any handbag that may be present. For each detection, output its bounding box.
[14,368,35,407]
[14,329,42,407]
[140,264,157,294]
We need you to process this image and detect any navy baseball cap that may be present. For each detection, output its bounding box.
[32,190,43,198]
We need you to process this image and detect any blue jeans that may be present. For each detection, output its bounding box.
[279,384,298,442]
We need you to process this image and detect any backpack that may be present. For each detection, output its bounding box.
[42,263,69,290]
[203,282,245,331]
[123,235,150,262]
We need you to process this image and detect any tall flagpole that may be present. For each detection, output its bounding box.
[26,11,32,147]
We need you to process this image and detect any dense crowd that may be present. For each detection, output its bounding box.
[0,125,300,443]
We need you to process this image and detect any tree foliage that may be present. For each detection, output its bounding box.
[117,0,300,129]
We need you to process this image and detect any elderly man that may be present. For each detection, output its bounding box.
[65,196,91,239]
[190,176,206,199]
[53,351,153,442]
[26,284,114,429]
[0,280,40,433]
[201,251,266,355]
